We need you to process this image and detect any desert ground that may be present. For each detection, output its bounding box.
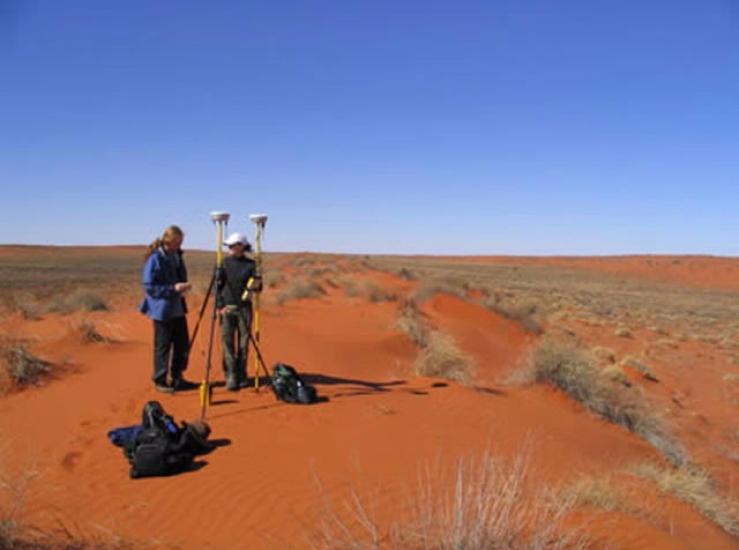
[0,246,737,548]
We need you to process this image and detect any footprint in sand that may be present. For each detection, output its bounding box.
[61,451,83,471]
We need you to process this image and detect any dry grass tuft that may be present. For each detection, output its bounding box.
[395,300,429,348]
[620,356,659,382]
[0,337,51,388]
[630,462,739,536]
[396,267,416,281]
[411,277,469,303]
[315,451,587,549]
[413,331,475,384]
[566,473,635,513]
[276,278,326,305]
[343,279,397,303]
[1,464,134,549]
[515,339,685,465]
[77,320,110,344]
[484,294,543,334]
[47,290,109,314]
[263,269,287,289]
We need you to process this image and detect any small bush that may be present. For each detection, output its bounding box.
[315,451,587,549]
[396,301,429,348]
[77,320,109,344]
[631,462,739,536]
[413,331,475,384]
[263,270,287,289]
[519,339,684,465]
[343,279,396,303]
[620,356,659,382]
[276,278,326,305]
[411,277,469,303]
[0,337,51,387]
[47,290,109,314]
[484,295,543,334]
[396,267,416,281]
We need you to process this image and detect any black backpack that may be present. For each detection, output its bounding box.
[271,363,317,404]
[125,401,199,479]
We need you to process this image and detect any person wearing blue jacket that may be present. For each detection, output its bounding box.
[139,225,195,393]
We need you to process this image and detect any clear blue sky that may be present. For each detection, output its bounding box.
[1,1,737,255]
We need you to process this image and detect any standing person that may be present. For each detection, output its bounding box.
[217,232,262,391]
[139,225,196,393]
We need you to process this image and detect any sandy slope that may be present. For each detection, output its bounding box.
[0,258,737,548]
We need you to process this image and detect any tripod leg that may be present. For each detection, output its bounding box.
[189,271,216,351]
[246,329,271,387]
[199,287,220,420]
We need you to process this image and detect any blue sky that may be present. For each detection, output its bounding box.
[1,1,737,255]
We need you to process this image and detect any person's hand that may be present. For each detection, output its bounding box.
[217,307,226,316]
[175,282,192,293]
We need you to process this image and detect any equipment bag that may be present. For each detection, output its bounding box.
[123,401,209,479]
[271,363,317,404]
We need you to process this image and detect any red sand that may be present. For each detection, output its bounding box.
[0,253,737,548]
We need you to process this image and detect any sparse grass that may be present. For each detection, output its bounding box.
[1,464,134,549]
[600,365,630,386]
[0,337,51,388]
[413,331,475,384]
[343,279,397,303]
[514,339,685,465]
[395,300,429,348]
[77,320,110,344]
[566,472,635,513]
[314,451,588,549]
[396,267,416,281]
[394,300,475,384]
[263,269,287,289]
[411,277,469,303]
[630,462,739,536]
[276,277,327,305]
[620,356,659,382]
[484,294,544,334]
[47,290,109,314]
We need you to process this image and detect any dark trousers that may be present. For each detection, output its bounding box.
[220,306,252,377]
[153,316,189,383]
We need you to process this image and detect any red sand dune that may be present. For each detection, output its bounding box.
[0,254,737,548]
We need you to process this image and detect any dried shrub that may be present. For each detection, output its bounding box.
[263,270,287,289]
[276,278,326,305]
[413,331,475,384]
[395,300,429,348]
[343,279,396,303]
[515,339,685,465]
[315,451,588,549]
[77,320,109,344]
[631,462,739,536]
[47,290,109,314]
[484,295,543,335]
[0,337,51,387]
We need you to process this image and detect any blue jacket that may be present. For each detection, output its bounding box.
[139,247,188,321]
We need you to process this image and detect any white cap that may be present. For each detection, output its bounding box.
[224,232,249,247]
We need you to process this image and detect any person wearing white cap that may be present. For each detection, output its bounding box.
[216,232,262,391]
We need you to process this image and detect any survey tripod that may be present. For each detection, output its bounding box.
[189,211,271,421]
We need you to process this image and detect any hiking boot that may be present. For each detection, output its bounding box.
[154,382,174,394]
[237,370,250,389]
[172,376,199,392]
[225,371,239,392]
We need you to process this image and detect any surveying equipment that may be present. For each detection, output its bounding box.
[198,211,229,419]
[249,213,268,391]
[189,211,273,418]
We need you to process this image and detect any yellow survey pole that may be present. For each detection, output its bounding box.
[200,211,229,418]
[249,214,268,391]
